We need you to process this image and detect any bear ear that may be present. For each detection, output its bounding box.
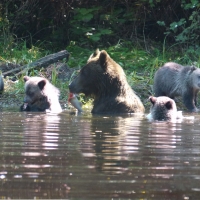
[93,49,100,57]
[87,49,100,62]
[165,101,172,110]
[38,79,46,90]
[190,66,197,72]
[24,76,30,82]
[149,96,157,105]
[99,50,108,71]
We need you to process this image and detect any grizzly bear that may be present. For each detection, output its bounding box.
[0,75,4,92]
[69,49,145,114]
[147,96,182,121]
[20,76,62,113]
[153,62,200,112]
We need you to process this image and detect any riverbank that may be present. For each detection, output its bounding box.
[0,68,186,113]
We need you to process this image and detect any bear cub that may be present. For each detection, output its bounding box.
[153,62,200,112]
[69,49,145,114]
[147,96,182,121]
[20,76,62,113]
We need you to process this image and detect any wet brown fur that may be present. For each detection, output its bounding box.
[69,49,145,114]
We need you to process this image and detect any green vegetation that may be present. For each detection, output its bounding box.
[0,0,200,109]
[2,39,199,110]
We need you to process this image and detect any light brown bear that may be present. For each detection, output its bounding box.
[153,62,200,112]
[69,49,145,114]
[147,96,182,121]
[20,76,62,113]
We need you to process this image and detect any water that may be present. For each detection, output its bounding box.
[0,110,200,199]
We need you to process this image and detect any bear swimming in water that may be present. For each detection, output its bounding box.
[153,62,200,112]
[69,49,145,114]
[20,76,62,113]
[147,96,182,121]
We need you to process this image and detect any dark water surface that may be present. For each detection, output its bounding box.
[0,110,200,199]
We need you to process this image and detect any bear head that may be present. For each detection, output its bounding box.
[190,66,200,90]
[148,96,178,121]
[23,76,51,110]
[69,49,127,97]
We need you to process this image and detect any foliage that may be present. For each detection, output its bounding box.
[0,41,45,65]
[69,7,113,45]
[67,42,92,69]
[66,40,199,85]
[0,0,200,53]
[157,0,200,54]
[1,0,200,108]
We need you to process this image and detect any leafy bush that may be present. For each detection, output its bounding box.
[157,0,200,59]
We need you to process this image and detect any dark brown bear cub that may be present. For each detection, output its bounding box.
[20,76,62,113]
[153,62,200,112]
[147,96,182,121]
[69,49,145,114]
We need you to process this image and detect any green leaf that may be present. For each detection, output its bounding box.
[89,35,100,41]
[82,13,93,22]
[157,21,165,26]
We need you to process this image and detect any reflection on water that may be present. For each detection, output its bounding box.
[0,111,200,199]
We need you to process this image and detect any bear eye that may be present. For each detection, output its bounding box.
[165,101,172,110]
[27,91,34,97]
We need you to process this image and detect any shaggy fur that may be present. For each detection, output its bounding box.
[147,96,182,121]
[153,62,200,112]
[69,49,145,114]
[20,76,62,113]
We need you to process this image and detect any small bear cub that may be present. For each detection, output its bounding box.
[20,76,62,113]
[147,96,182,121]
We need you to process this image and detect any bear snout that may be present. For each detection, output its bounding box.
[24,96,33,104]
[69,83,75,93]
[69,80,83,94]
[23,97,29,103]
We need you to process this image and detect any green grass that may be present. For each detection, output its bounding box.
[0,41,47,65]
[1,39,200,108]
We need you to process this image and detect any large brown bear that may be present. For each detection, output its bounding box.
[153,62,200,112]
[69,49,145,114]
[20,76,62,113]
[147,96,182,121]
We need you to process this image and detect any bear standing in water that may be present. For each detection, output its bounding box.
[69,49,145,114]
[20,76,62,113]
[147,96,182,121]
[153,62,200,112]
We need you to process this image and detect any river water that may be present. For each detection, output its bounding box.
[0,110,200,199]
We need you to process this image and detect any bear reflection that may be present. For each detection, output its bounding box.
[22,113,61,150]
[0,112,74,199]
[21,113,71,198]
[81,114,143,174]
